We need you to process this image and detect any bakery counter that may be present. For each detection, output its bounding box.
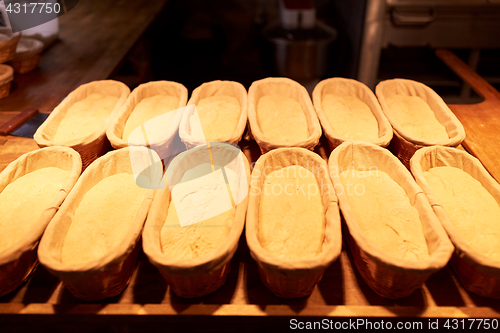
[0,137,499,327]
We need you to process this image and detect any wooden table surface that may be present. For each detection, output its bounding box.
[436,49,500,184]
[0,0,168,113]
[0,0,168,171]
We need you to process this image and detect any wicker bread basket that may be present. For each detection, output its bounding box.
[0,32,21,63]
[0,64,13,99]
[143,143,250,298]
[107,80,188,152]
[34,80,130,170]
[0,147,81,297]
[179,80,248,149]
[375,79,465,168]
[411,146,500,298]
[312,78,393,150]
[38,148,154,301]
[8,37,44,73]
[246,148,341,298]
[329,141,454,298]
[247,77,322,154]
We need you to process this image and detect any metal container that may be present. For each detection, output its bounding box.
[263,21,337,80]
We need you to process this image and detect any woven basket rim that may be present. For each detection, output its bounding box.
[38,147,154,273]
[0,147,82,266]
[245,147,342,276]
[312,77,393,148]
[247,77,322,151]
[411,146,500,273]
[11,37,44,60]
[142,143,251,275]
[107,80,188,150]
[34,80,130,149]
[179,80,248,147]
[329,141,454,273]
[375,78,466,147]
[0,64,13,85]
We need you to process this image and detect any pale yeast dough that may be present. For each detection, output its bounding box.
[322,94,379,141]
[122,95,180,141]
[61,173,148,264]
[340,169,429,261]
[161,164,239,259]
[190,96,240,140]
[424,166,500,260]
[257,95,308,142]
[53,93,119,142]
[386,95,448,141]
[0,168,69,253]
[259,165,325,259]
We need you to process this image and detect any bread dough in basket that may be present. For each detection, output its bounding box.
[257,95,308,142]
[259,165,325,259]
[160,163,240,260]
[386,95,448,141]
[340,168,429,261]
[190,95,240,141]
[322,94,379,141]
[122,95,180,141]
[61,173,148,264]
[425,166,500,261]
[53,93,119,142]
[0,167,69,253]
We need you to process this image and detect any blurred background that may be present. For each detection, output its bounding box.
[111,0,500,104]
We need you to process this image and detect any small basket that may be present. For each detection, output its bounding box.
[0,147,81,297]
[34,80,130,170]
[329,141,454,299]
[143,143,250,298]
[247,77,322,154]
[179,80,248,149]
[9,37,44,73]
[411,146,500,298]
[0,64,13,99]
[246,148,341,298]
[312,77,393,150]
[0,32,21,63]
[107,80,188,151]
[38,148,155,301]
[375,79,465,168]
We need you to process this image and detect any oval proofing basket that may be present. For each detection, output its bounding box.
[143,143,250,298]
[38,148,154,301]
[247,77,322,154]
[411,146,500,298]
[0,147,81,297]
[329,141,454,298]
[246,147,341,298]
[375,79,465,168]
[34,80,130,169]
[179,80,248,149]
[312,77,392,150]
[107,80,188,151]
